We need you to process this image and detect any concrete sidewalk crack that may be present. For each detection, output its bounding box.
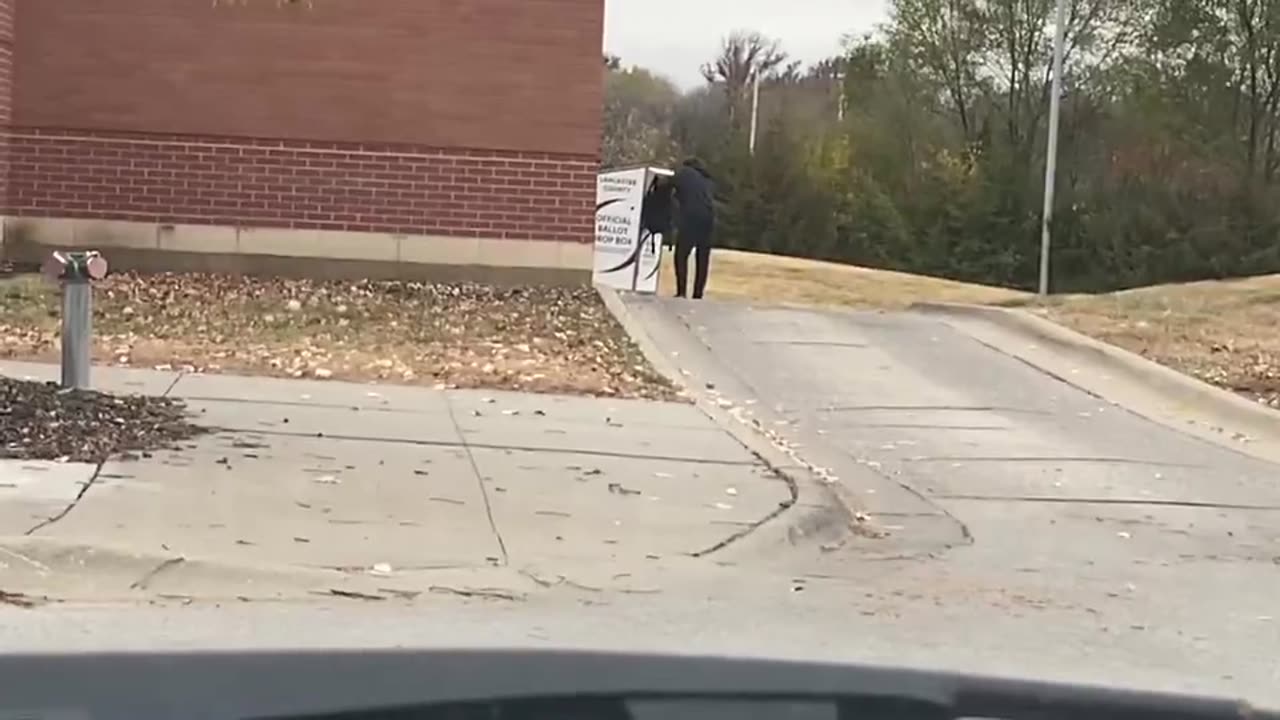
[161,371,187,398]
[130,557,186,591]
[690,456,797,558]
[24,461,105,536]
[443,400,508,566]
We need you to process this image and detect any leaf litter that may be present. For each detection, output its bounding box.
[0,272,677,401]
[0,377,206,462]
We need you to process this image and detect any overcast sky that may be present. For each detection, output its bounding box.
[604,0,890,88]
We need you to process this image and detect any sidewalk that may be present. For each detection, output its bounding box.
[0,361,798,604]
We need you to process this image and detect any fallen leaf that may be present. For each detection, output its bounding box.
[0,590,39,608]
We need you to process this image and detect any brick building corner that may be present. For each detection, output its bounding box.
[0,0,604,282]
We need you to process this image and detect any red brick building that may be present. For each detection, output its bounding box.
[0,0,604,281]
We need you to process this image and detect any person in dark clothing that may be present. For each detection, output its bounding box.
[671,157,716,299]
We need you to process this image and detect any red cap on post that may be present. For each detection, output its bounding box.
[86,254,109,280]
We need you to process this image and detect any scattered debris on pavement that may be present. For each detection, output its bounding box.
[321,588,386,602]
[429,585,525,602]
[0,377,206,462]
[0,589,41,608]
[607,482,642,496]
[0,272,678,400]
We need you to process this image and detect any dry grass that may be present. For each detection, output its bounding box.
[659,248,1029,309]
[667,247,1280,407]
[0,271,677,400]
[1029,276,1280,407]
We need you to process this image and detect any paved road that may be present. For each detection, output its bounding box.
[3,295,1280,707]
[617,294,1280,702]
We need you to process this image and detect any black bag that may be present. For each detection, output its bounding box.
[640,176,674,242]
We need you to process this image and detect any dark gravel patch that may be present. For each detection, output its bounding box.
[0,377,206,463]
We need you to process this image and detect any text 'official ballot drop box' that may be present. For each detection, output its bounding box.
[593,166,674,294]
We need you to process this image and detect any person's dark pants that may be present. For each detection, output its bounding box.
[674,218,713,299]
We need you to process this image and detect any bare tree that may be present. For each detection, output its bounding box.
[701,31,788,126]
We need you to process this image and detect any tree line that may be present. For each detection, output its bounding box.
[604,0,1280,293]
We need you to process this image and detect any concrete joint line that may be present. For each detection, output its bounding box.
[902,455,1205,468]
[24,462,105,536]
[821,404,1050,415]
[181,396,423,414]
[934,493,1280,511]
[443,397,509,567]
[206,426,757,467]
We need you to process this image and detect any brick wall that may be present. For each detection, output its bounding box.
[8,130,596,241]
[0,0,11,126]
[0,0,12,208]
[5,0,603,246]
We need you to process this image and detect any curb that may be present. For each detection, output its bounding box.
[598,286,862,548]
[912,301,1280,448]
[597,286,688,400]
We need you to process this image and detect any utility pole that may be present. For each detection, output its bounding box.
[836,68,846,123]
[749,70,761,156]
[1038,0,1067,296]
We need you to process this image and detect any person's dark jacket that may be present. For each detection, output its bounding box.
[673,159,715,227]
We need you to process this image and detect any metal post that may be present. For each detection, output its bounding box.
[42,250,108,390]
[1038,0,1067,297]
[749,71,761,156]
[61,278,92,389]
